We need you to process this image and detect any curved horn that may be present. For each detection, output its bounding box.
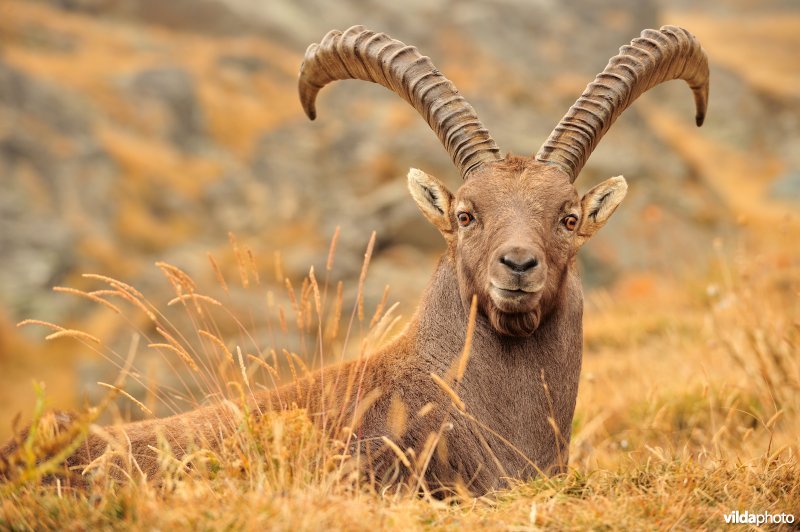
[298,26,502,179]
[536,25,709,182]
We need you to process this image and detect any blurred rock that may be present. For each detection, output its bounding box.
[124,67,206,151]
[53,0,257,36]
[769,170,800,202]
[0,62,91,138]
[0,61,116,321]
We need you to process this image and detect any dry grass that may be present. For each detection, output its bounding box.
[0,228,797,530]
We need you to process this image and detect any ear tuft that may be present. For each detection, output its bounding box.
[407,168,454,235]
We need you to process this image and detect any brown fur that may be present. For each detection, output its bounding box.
[1,158,628,496]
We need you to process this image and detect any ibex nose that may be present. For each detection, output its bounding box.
[499,249,539,274]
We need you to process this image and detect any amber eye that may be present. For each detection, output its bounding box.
[457,212,474,227]
[563,214,578,231]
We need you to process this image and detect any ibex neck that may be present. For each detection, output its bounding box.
[408,256,471,371]
[410,255,582,368]
[409,254,584,477]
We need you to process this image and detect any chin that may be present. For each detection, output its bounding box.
[487,306,542,337]
[486,290,543,337]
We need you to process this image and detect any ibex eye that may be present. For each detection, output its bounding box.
[563,214,578,231]
[457,212,474,227]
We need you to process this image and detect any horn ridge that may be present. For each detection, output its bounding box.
[536,25,709,181]
[298,26,502,179]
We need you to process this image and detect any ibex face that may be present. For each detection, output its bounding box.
[456,163,577,337]
[298,25,707,334]
[408,160,626,336]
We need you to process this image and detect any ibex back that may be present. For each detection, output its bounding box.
[1,25,709,495]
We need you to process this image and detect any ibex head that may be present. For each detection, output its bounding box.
[299,25,709,336]
[406,162,626,336]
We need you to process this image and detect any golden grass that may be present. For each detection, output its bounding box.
[0,228,797,529]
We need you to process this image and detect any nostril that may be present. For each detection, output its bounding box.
[500,255,539,273]
[520,257,539,271]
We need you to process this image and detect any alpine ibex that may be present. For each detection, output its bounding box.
[1,25,708,495]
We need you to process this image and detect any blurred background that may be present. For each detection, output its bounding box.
[0,0,798,437]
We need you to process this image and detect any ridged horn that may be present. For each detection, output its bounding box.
[298,26,502,179]
[536,25,710,182]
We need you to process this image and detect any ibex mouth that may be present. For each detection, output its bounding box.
[489,283,542,314]
[490,281,543,295]
[492,287,531,297]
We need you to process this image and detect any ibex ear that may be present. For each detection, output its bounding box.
[407,168,454,235]
[575,175,628,248]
